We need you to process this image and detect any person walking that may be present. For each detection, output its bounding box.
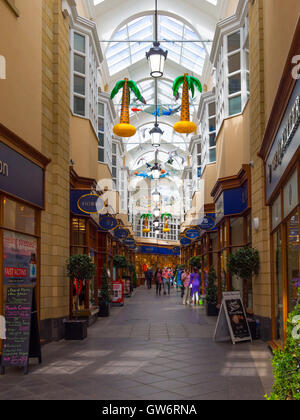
[191,268,201,305]
[162,268,170,295]
[182,269,191,305]
[145,268,153,289]
[155,269,163,295]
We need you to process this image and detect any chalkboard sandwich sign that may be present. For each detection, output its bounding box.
[214,291,252,345]
[0,287,41,375]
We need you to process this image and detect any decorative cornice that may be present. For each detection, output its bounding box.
[0,123,50,168]
[211,164,250,202]
[70,167,98,190]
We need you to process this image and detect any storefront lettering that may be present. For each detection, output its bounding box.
[268,96,300,183]
[0,159,8,176]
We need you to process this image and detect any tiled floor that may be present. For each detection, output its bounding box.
[0,286,274,400]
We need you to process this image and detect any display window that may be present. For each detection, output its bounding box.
[0,195,40,321]
[270,165,300,346]
[70,216,98,314]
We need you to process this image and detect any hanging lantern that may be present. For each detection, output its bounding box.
[146,42,168,78]
[153,207,160,218]
[151,163,161,179]
[150,123,163,147]
[152,188,161,203]
[153,218,160,228]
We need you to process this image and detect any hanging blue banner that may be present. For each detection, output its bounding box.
[139,246,180,256]
[114,227,129,239]
[198,214,217,231]
[172,246,180,255]
[180,237,192,246]
[99,215,118,231]
[70,190,104,216]
[124,238,135,246]
[185,228,200,240]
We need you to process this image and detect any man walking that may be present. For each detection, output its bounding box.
[145,268,153,289]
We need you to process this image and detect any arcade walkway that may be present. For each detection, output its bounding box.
[0,287,273,400]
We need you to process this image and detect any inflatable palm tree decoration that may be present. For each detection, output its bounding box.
[161,213,172,233]
[140,213,152,233]
[172,73,202,134]
[110,78,143,137]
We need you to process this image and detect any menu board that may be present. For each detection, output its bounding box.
[214,292,252,344]
[1,287,41,374]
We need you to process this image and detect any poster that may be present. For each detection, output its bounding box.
[112,281,124,306]
[3,231,37,286]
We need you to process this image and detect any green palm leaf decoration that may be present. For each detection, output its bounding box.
[161,213,172,220]
[110,78,143,138]
[140,213,152,233]
[172,73,202,134]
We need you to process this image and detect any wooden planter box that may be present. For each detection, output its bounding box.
[206,302,219,316]
[64,320,87,340]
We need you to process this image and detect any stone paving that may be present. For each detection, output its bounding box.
[0,286,274,400]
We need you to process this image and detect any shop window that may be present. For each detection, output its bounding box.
[3,197,35,235]
[71,218,86,246]
[230,217,243,246]
[286,212,299,312]
[273,229,284,345]
[98,102,105,163]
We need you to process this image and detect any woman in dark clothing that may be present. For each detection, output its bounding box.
[155,269,163,295]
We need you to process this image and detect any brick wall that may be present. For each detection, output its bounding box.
[249,0,272,338]
[40,0,70,340]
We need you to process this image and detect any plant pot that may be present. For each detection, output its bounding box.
[206,302,219,316]
[64,320,87,340]
[98,302,110,317]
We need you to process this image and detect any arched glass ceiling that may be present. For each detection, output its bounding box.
[125,122,189,153]
[106,14,208,76]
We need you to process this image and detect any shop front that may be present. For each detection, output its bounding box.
[0,125,49,336]
[70,172,104,318]
[211,167,252,308]
[260,77,300,347]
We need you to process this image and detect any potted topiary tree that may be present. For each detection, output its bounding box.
[113,255,128,279]
[266,286,300,400]
[66,254,96,340]
[206,267,219,316]
[98,266,111,317]
[227,247,259,310]
[189,256,201,270]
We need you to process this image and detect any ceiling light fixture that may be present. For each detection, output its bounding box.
[146,0,168,78]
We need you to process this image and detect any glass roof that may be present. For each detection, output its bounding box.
[106,14,208,76]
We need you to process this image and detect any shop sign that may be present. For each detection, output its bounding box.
[112,281,124,306]
[77,194,104,214]
[0,141,44,208]
[139,246,180,255]
[185,228,200,240]
[114,227,129,239]
[172,246,180,255]
[180,237,191,247]
[266,79,300,201]
[99,215,118,231]
[215,183,248,225]
[3,231,37,286]
[70,190,104,216]
[124,238,135,246]
[198,214,216,231]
